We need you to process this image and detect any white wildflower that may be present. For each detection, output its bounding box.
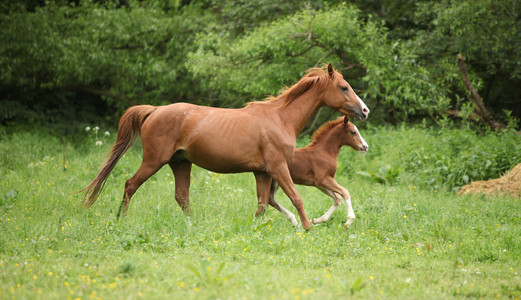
[104,131,110,136]
[93,126,100,133]
[95,141,103,146]
[85,126,91,132]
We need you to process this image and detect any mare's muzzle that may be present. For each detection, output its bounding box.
[356,107,370,120]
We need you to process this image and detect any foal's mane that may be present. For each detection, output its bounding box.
[309,117,345,146]
[247,66,338,108]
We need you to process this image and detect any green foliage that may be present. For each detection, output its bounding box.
[405,128,521,191]
[0,1,211,124]
[350,0,521,125]
[410,1,521,122]
[349,277,365,295]
[356,164,401,184]
[208,0,330,36]
[341,123,521,191]
[1,0,520,129]
[187,258,235,287]
[188,4,449,123]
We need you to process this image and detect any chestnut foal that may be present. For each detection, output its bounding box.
[268,116,368,229]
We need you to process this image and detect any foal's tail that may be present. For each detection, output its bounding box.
[81,105,157,207]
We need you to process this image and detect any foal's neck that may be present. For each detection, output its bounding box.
[312,125,344,157]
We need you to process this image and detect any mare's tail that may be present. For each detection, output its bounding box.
[81,105,157,207]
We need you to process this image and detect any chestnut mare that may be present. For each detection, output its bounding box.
[82,64,369,230]
[268,116,368,229]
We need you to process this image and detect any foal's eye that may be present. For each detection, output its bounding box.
[341,86,348,91]
[351,131,356,135]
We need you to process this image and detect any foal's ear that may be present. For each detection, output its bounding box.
[343,115,349,128]
[327,63,334,77]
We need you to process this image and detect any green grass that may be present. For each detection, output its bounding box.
[1,126,520,299]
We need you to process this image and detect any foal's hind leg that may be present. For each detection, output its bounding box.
[268,180,298,226]
[118,159,165,218]
[169,161,193,215]
[253,172,272,217]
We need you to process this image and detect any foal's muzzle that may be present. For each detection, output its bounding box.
[360,145,369,153]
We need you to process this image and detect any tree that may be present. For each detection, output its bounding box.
[0,1,211,126]
[187,4,449,124]
[1,0,520,130]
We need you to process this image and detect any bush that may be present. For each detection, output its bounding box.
[339,123,521,192]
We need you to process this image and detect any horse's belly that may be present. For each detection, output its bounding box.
[183,144,265,173]
[189,155,265,173]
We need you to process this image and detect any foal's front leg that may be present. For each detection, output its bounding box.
[311,188,342,225]
[316,177,355,229]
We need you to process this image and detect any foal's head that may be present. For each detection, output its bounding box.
[322,64,370,121]
[341,116,369,153]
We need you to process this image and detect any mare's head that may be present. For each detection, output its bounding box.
[321,64,369,121]
[265,64,369,120]
[341,116,369,153]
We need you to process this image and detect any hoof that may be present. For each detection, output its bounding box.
[182,206,193,216]
[303,224,312,231]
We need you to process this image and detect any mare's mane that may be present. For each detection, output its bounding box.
[309,117,345,146]
[247,67,338,108]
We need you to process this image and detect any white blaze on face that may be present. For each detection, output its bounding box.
[353,124,369,152]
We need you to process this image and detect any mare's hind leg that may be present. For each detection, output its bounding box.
[169,161,193,215]
[253,172,272,217]
[118,159,165,218]
[268,180,298,226]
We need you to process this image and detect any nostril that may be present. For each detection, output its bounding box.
[363,107,369,113]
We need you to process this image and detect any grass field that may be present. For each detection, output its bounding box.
[1,126,520,299]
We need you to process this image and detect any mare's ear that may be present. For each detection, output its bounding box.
[327,63,334,77]
[343,115,349,128]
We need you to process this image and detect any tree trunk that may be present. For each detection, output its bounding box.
[456,53,505,130]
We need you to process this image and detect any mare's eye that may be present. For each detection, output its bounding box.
[351,131,356,135]
[341,86,348,91]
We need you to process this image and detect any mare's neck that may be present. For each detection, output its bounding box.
[278,92,323,137]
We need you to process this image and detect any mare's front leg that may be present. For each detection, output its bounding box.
[169,161,193,215]
[268,180,298,226]
[316,176,355,229]
[268,163,311,230]
[253,172,272,217]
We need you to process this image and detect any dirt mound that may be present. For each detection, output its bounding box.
[459,163,521,198]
